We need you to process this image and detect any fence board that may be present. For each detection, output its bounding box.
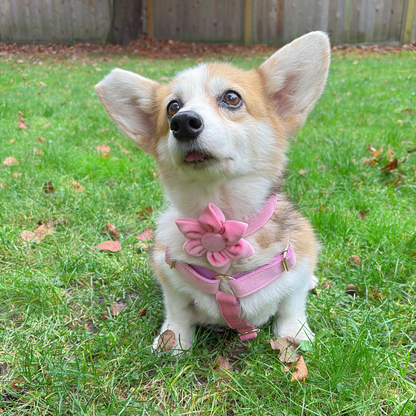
[0,0,414,45]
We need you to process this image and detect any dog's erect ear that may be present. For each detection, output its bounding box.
[95,69,159,154]
[257,31,330,135]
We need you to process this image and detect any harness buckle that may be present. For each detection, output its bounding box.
[282,243,290,272]
[215,274,235,281]
[240,328,260,336]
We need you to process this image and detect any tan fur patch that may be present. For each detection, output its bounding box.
[255,197,318,270]
[149,237,170,287]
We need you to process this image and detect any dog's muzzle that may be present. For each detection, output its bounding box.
[170,111,204,142]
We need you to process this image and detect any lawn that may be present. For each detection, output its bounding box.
[0,47,415,415]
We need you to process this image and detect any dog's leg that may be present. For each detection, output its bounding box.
[273,285,315,342]
[152,287,195,353]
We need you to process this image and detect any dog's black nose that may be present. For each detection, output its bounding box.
[170,111,204,141]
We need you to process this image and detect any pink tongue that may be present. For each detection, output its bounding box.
[185,152,204,162]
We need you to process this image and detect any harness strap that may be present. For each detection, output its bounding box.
[165,246,296,341]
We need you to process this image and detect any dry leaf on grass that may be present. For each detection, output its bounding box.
[215,356,233,374]
[104,222,119,239]
[290,356,308,382]
[12,172,22,178]
[157,329,175,352]
[31,147,43,155]
[43,181,55,194]
[9,138,15,144]
[136,228,153,241]
[20,224,53,244]
[11,378,25,389]
[84,320,99,333]
[36,137,47,143]
[322,280,333,289]
[348,255,361,266]
[358,209,369,220]
[18,118,27,129]
[103,301,128,319]
[138,310,147,317]
[346,284,359,297]
[93,240,121,253]
[97,145,111,153]
[381,158,398,171]
[72,180,84,191]
[270,336,300,363]
[138,206,153,219]
[298,169,309,175]
[117,143,131,154]
[3,157,18,166]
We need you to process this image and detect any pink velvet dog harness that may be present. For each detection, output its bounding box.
[165,195,296,341]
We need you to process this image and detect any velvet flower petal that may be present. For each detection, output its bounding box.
[176,203,255,272]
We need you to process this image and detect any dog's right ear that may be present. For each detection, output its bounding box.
[95,69,160,154]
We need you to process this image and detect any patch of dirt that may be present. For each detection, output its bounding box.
[1,35,415,60]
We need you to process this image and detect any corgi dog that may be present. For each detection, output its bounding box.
[96,31,330,352]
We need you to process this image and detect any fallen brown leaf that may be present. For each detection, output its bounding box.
[18,118,27,129]
[138,206,153,218]
[401,108,415,115]
[84,320,99,333]
[136,228,153,241]
[104,222,119,239]
[43,181,55,193]
[157,329,175,352]
[111,301,127,316]
[381,158,398,171]
[348,255,361,266]
[106,179,115,185]
[358,210,369,220]
[9,138,15,144]
[3,157,18,166]
[322,280,333,289]
[31,147,43,155]
[94,240,122,252]
[215,356,233,373]
[346,284,359,297]
[38,81,47,87]
[138,310,147,317]
[386,145,395,162]
[36,137,47,143]
[298,169,309,175]
[97,145,111,153]
[291,356,308,382]
[72,180,84,192]
[270,336,300,364]
[117,143,131,154]
[20,224,53,244]
[385,176,402,186]
[136,241,152,250]
[11,378,25,389]
[12,172,22,178]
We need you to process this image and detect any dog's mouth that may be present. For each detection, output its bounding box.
[184,151,215,164]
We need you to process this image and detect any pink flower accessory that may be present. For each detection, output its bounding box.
[176,204,255,273]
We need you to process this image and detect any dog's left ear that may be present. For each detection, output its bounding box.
[257,31,330,135]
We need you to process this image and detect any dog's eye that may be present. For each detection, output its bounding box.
[221,90,242,108]
[167,101,181,117]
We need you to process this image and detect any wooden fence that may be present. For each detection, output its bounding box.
[1,0,415,45]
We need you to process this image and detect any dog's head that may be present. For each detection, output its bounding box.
[96,32,330,186]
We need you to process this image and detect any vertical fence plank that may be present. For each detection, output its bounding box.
[147,0,154,38]
[401,0,416,43]
[244,0,253,45]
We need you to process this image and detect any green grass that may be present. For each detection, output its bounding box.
[1,49,415,415]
